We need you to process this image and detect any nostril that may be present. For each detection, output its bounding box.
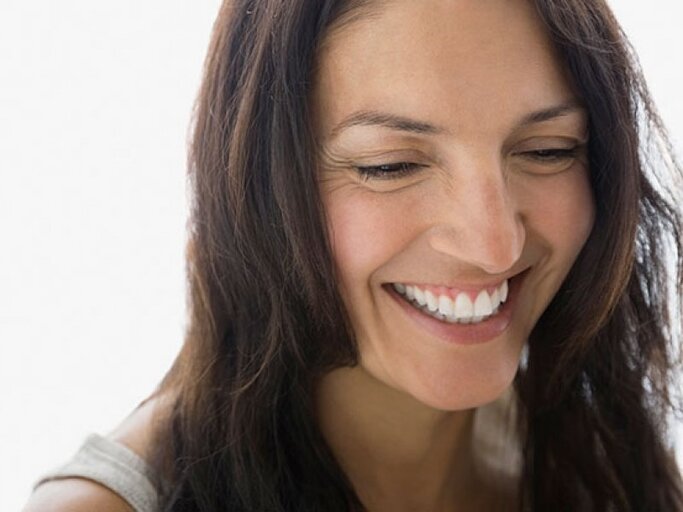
[426,206,525,271]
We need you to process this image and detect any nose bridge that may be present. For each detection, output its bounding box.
[428,155,525,273]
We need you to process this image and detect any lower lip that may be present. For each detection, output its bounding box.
[384,271,527,345]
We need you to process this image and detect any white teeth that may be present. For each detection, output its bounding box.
[473,289,493,316]
[425,290,438,312]
[414,287,426,306]
[490,287,501,311]
[391,279,509,325]
[438,295,454,316]
[454,293,474,318]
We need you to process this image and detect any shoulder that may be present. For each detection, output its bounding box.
[22,478,134,512]
[23,390,175,512]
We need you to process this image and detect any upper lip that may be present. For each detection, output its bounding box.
[388,267,530,291]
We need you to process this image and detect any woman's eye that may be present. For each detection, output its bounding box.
[354,162,426,181]
[519,147,580,163]
[512,145,585,174]
[523,146,578,161]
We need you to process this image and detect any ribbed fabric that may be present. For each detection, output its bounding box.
[33,433,160,512]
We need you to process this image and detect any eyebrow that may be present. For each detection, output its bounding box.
[328,101,586,139]
[518,101,585,126]
[329,110,447,138]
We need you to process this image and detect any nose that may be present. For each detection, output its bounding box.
[427,159,525,274]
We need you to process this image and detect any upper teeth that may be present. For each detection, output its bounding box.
[392,280,508,321]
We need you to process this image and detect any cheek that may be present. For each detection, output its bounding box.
[522,169,595,259]
[324,190,416,292]
[553,172,595,256]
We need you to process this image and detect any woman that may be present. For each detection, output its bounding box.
[26,0,683,510]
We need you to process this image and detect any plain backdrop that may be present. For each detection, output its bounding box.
[1,2,681,510]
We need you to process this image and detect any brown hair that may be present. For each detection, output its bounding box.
[146,1,683,510]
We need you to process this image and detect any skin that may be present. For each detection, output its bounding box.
[312,0,595,510]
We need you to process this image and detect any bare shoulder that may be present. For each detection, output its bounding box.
[23,478,133,512]
[23,391,176,512]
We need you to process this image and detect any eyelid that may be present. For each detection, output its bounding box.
[354,162,427,180]
[509,144,586,176]
[516,147,580,160]
[510,135,587,152]
[508,134,586,156]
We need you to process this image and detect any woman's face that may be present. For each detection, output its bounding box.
[313,0,595,411]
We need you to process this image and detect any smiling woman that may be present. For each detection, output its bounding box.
[315,0,593,419]
[24,0,683,511]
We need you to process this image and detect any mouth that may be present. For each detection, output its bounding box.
[391,278,509,324]
[383,268,530,345]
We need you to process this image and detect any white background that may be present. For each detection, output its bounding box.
[1,2,681,510]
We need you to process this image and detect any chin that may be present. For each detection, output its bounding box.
[358,355,519,413]
[411,378,516,412]
[389,354,521,412]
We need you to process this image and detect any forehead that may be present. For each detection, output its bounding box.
[313,0,576,141]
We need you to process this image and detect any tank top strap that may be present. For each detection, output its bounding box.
[33,433,161,512]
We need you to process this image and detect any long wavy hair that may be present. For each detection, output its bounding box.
[145,0,683,510]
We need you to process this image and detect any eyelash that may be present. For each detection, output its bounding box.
[520,147,581,162]
[354,147,581,180]
[355,162,426,180]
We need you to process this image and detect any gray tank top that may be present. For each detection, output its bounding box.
[32,433,161,512]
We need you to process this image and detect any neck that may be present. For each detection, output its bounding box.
[315,366,488,512]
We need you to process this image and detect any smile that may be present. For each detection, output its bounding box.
[384,270,528,345]
[391,280,508,324]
